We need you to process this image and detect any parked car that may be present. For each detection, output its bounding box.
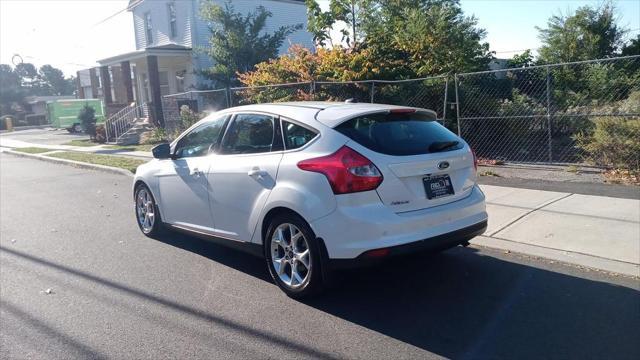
[133,102,487,297]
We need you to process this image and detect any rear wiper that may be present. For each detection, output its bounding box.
[429,141,459,153]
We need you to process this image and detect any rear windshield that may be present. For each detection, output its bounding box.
[335,112,463,156]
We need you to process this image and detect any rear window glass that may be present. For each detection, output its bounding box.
[335,112,462,156]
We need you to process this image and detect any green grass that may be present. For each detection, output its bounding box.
[566,165,580,173]
[64,139,98,147]
[46,152,147,173]
[105,144,156,152]
[14,147,53,154]
[479,170,501,177]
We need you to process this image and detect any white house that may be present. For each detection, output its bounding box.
[78,0,314,126]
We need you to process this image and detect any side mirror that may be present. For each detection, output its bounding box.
[152,143,171,159]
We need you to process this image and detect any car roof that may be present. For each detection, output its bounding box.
[214,101,437,128]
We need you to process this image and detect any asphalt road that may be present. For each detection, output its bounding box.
[1,153,639,360]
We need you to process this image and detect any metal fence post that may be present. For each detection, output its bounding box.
[546,66,552,163]
[225,87,231,108]
[312,81,317,100]
[370,81,375,103]
[454,74,461,136]
[442,77,449,125]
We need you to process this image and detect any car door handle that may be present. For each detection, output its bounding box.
[190,168,203,177]
[248,168,268,178]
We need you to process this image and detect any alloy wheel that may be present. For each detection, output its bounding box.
[270,223,311,288]
[136,188,155,233]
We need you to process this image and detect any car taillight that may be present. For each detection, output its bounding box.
[471,148,478,171]
[297,146,383,194]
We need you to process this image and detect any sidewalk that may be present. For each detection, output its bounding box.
[475,185,639,276]
[0,136,152,159]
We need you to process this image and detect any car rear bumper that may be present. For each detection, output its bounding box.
[310,184,488,260]
[324,220,487,269]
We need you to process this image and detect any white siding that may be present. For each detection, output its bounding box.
[193,0,314,75]
[130,0,314,89]
[132,0,193,49]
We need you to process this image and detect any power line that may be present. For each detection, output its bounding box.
[92,5,129,27]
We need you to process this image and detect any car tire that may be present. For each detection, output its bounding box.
[265,213,324,299]
[73,124,83,133]
[134,184,165,237]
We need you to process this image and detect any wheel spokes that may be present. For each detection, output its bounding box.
[270,223,311,289]
[291,266,304,285]
[136,189,155,232]
[295,249,310,269]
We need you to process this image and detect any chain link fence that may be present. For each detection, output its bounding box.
[456,55,639,169]
[161,55,639,171]
[163,76,449,129]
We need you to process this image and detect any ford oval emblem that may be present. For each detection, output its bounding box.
[438,161,450,170]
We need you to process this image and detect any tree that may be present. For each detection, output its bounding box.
[78,103,97,138]
[508,50,535,68]
[621,35,639,56]
[304,0,491,75]
[537,2,626,63]
[199,0,302,89]
[305,0,335,47]
[375,0,492,75]
[0,65,24,116]
[306,0,374,49]
[1,62,75,117]
[39,65,75,95]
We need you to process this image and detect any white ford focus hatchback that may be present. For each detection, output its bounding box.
[133,102,487,297]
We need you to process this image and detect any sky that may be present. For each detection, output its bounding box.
[0,0,638,77]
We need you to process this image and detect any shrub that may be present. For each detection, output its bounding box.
[179,105,204,130]
[575,117,640,170]
[94,124,107,143]
[78,104,97,139]
[142,127,169,145]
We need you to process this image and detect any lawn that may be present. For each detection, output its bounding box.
[106,144,156,152]
[64,139,98,147]
[64,139,155,152]
[46,152,147,173]
[13,147,54,154]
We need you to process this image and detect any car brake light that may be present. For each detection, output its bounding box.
[297,146,383,194]
[362,248,391,258]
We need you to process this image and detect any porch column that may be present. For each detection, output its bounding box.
[89,68,99,99]
[99,65,113,104]
[120,61,134,104]
[146,55,165,127]
[75,71,85,99]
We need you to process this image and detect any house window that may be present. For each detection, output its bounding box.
[159,71,170,96]
[168,3,177,39]
[144,12,153,45]
[141,73,150,102]
[176,70,186,93]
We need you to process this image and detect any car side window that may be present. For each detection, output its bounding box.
[282,120,318,150]
[220,114,275,154]
[173,115,227,158]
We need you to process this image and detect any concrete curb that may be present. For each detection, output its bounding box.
[4,150,134,178]
[471,236,639,278]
